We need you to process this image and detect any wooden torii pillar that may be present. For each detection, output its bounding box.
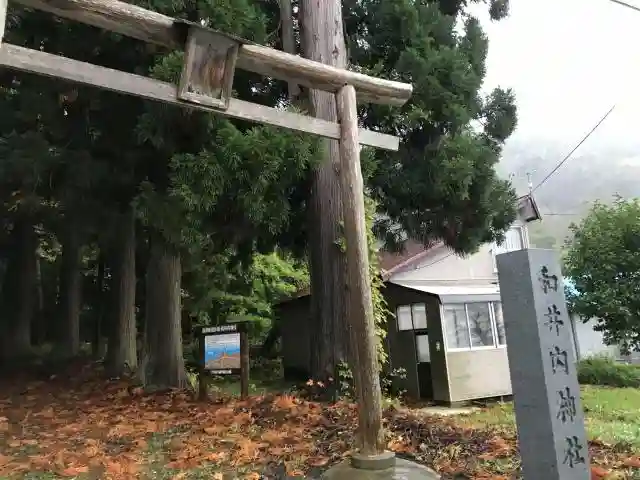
[0,0,413,468]
[0,0,5,45]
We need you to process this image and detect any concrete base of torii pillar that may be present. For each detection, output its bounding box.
[321,454,440,480]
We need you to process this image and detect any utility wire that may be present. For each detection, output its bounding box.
[416,251,455,269]
[532,105,616,192]
[610,0,640,13]
[391,248,456,275]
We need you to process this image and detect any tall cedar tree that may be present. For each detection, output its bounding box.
[300,0,352,382]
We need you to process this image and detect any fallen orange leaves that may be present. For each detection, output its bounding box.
[262,429,287,445]
[104,459,139,475]
[623,456,640,468]
[308,456,330,467]
[0,416,8,432]
[590,465,610,478]
[387,436,411,453]
[0,363,637,480]
[34,406,55,418]
[82,444,101,458]
[267,446,288,456]
[60,465,89,477]
[477,435,514,460]
[213,406,236,421]
[273,394,297,410]
[233,411,254,426]
[205,452,226,462]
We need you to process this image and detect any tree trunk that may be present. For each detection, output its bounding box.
[58,216,82,356]
[260,322,281,358]
[106,208,138,373]
[300,0,349,381]
[33,253,45,346]
[40,258,59,345]
[279,0,299,100]
[142,235,185,388]
[91,252,107,359]
[0,215,37,359]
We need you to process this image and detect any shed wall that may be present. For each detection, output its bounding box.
[446,347,512,402]
[276,296,312,378]
[383,284,447,401]
[425,296,450,402]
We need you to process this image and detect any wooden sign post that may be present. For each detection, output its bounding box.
[197,323,250,400]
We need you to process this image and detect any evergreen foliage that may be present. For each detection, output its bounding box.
[345,0,518,253]
[565,198,640,353]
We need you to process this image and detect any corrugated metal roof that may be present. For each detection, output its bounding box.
[379,240,440,278]
[391,281,500,299]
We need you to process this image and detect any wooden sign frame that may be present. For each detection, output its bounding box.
[178,26,239,110]
[195,322,250,399]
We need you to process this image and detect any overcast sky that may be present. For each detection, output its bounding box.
[470,0,640,152]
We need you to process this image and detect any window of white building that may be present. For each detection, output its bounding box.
[443,301,506,351]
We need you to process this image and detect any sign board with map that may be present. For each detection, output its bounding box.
[204,332,241,374]
[196,322,250,398]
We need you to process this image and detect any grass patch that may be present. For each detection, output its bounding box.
[184,356,296,400]
[457,385,640,448]
[206,376,294,398]
[582,385,640,447]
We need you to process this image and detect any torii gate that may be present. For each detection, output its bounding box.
[0,0,413,469]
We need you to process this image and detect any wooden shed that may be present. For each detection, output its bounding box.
[276,280,511,405]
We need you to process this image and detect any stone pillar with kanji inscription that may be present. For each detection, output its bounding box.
[496,249,590,480]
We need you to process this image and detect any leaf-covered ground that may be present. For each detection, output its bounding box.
[1,363,639,479]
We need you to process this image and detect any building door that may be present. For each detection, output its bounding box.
[415,333,433,399]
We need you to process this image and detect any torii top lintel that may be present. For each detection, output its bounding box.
[11,0,413,107]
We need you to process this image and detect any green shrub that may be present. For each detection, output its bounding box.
[578,356,640,388]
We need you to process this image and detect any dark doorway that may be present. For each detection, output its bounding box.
[415,332,433,399]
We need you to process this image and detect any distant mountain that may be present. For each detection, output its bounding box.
[497,139,640,249]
